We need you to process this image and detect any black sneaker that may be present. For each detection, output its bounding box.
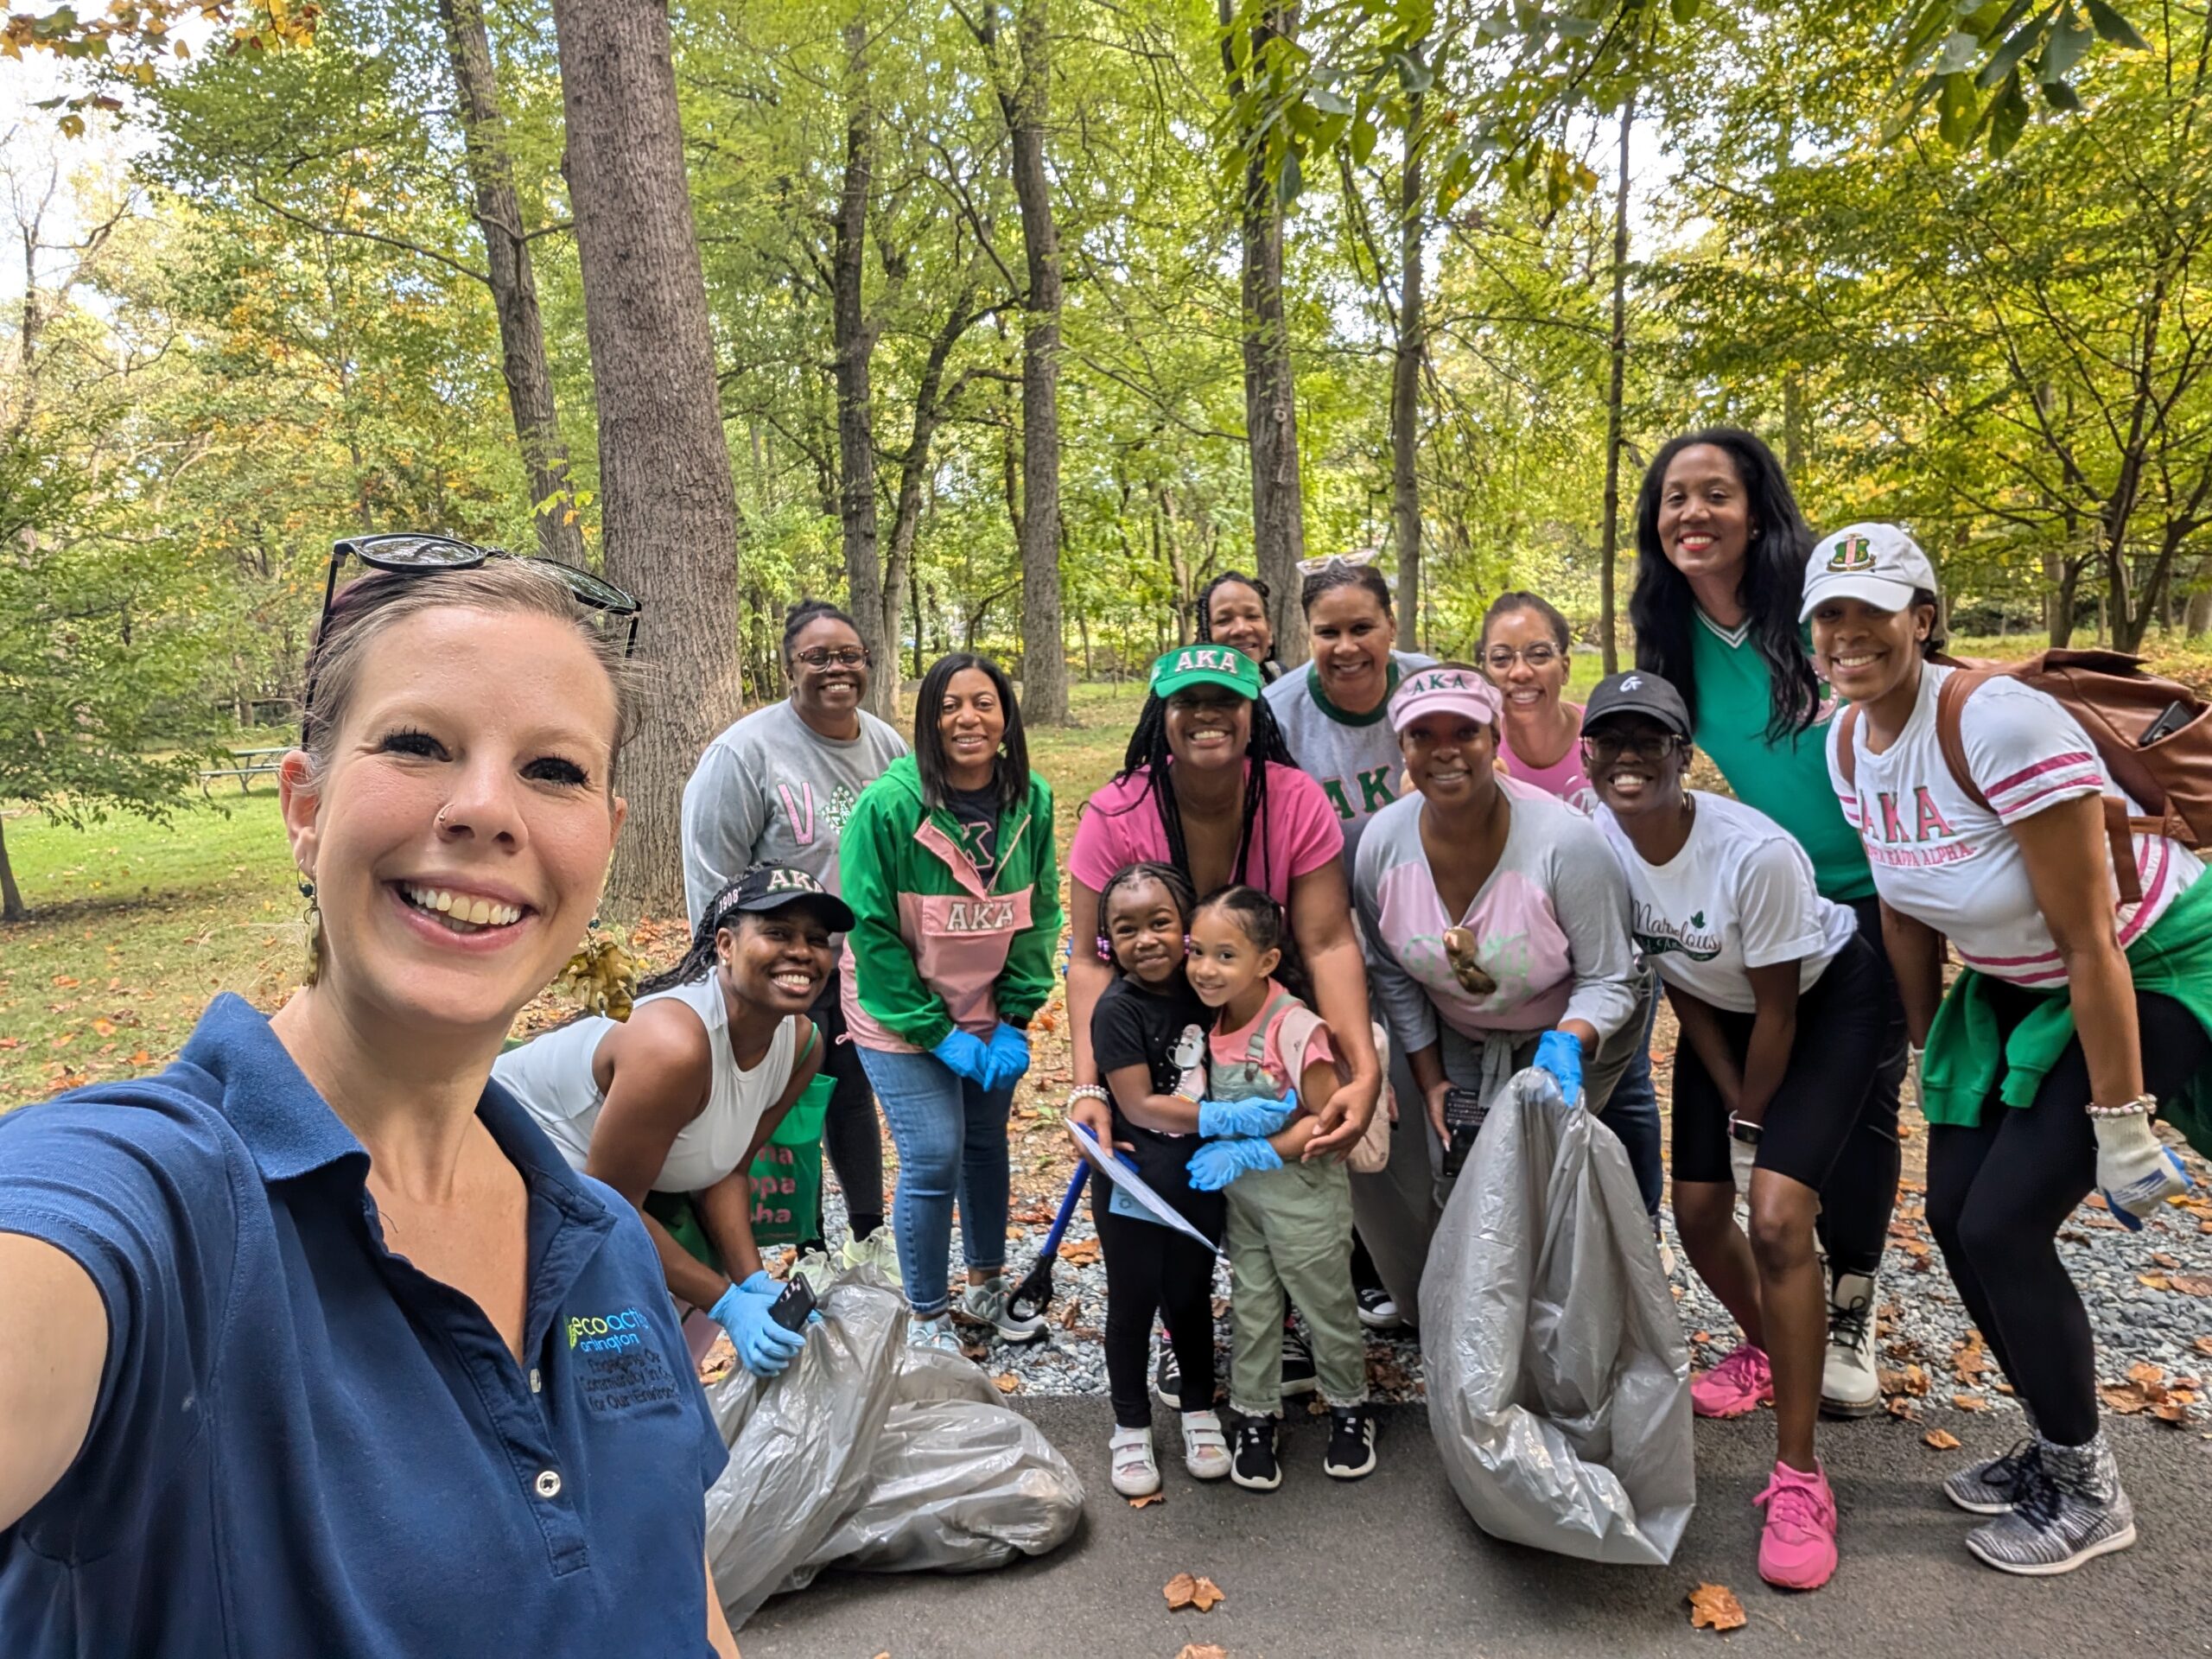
[1355,1284,1403,1331]
[1154,1344,1182,1411]
[1324,1406,1377,1479]
[1281,1326,1318,1397]
[1230,1414,1281,1491]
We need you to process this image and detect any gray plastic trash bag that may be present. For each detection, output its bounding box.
[1420,1066,1694,1565]
[702,1265,1084,1626]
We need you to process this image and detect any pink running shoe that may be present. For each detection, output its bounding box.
[1755,1459,1839,1590]
[1690,1343,1774,1419]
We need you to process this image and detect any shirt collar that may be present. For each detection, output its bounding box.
[180,994,611,1230]
[1302,658,1402,727]
[1694,607,1752,650]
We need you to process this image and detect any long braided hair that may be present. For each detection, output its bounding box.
[633,871,765,1000]
[1101,690,1298,894]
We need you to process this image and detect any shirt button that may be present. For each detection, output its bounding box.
[529,1367,542,1394]
[534,1469,563,1500]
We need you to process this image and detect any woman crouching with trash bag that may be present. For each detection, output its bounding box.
[0,546,739,1656]
[1587,671,1886,1593]
[1353,664,1648,1186]
[494,863,849,1377]
[1810,524,2212,1577]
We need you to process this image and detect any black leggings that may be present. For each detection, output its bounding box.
[814,970,885,1236]
[1096,1191,1218,1429]
[1925,986,2210,1446]
[1813,897,1907,1275]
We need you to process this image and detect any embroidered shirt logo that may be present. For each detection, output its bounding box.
[568,1306,647,1351]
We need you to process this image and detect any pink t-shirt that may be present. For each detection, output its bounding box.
[1068,761,1344,903]
[1499,702,1597,816]
[1206,979,1336,1096]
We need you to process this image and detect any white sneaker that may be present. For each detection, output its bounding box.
[906,1314,965,1357]
[1180,1409,1230,1481]
[957,1274,1047,1343]
[1820,1269,1880,1418]
[1110,1425,1161,1497]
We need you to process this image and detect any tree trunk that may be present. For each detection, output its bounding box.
[883,292,979,715]
[550,0,742,918]
[0,811,24,923]
[439,0,587,566]
[1222,0,1306,663]
[1597,87,1636,676]
[995,0,1069,724]
[1390,84,1424,653]
[832,20,894,720]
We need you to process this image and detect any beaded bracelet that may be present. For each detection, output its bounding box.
[2085,1094,2157,1119]
[1067,1084,1109,1106]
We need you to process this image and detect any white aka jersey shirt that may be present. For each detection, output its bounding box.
[1596,791,1858,1014]
[1825,664,2202,988]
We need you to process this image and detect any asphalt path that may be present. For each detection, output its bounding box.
[737,1402,2212,1658]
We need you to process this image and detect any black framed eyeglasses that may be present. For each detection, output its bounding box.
[1484,644,1560,671]
[1580,729,1684,764]
[792,645,871,670]
[320,533,642,657]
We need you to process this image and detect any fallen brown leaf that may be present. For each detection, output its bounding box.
[2152,1398,2195,1427]
[1164,1573,1225,1613]
[2101,1383,2153,1415]
[2195,1336,2212,1358]
[2171,1275,2212,1297]
[1924,1428,1962,1450]
[1687,1581,1747,1632]
[1059,1237,1102,1267]
[130,1048,151,1065]
[1128,1491,1164,1509]
[1885,1397,1919,1421]
[1952,1393,1988,1411]
[992,1372,1021,1394]
[2154,1251,2182,1269]
[1175,1646,1229,1659]
[2139,1274,2173,1291]
[2130,1360,2167,1388]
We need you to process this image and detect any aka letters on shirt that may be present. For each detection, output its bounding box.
[1826,664,2204,988]
[1596,791,1857,1014]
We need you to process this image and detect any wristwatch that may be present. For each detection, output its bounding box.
[1727,1114,1764,1146]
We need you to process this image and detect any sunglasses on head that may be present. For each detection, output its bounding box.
[319,533,642,653]
[1294,547,1381,577]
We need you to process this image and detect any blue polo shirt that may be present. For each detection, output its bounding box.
[0,995,729,1657]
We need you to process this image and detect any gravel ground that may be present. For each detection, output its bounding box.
[804,1109,2212,1430]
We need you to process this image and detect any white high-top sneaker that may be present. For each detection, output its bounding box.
[1819,1268,1880,1418]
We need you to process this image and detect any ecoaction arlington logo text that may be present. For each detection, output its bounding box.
[568,1307,648,1353]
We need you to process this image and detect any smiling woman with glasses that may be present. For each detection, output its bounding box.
[677,598,906,1255]
[0,554,746,1656]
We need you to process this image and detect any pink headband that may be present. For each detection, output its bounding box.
[1388,664,1503,732]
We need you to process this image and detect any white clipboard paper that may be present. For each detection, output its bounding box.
[1070,1122,1220,1254]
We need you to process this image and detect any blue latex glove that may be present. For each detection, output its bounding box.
[1197,1091,1298,1140]
[932,1027,993,1085]
[983,1021,1032,1090]
[1532,1029,1585,1107]
[709,1271,806,1377]
[1187,1135,1283,1192]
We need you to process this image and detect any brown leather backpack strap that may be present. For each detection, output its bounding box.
[1937,668,2143,905]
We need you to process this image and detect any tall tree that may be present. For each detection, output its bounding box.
[1389,79,1426,651]
[438,0,587,565]
[1597,86,1635,673]
[1221,0,1307,661]
[549,0,742,915]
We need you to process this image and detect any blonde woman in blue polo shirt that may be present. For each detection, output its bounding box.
[0,550,739,1657]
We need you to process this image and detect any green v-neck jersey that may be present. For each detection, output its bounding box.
[1688,610,1874,903]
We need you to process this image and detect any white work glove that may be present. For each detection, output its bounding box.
[1730,1128,1758,1199]
[2094,1111,2192,1230]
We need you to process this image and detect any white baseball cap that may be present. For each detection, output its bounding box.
[1798,522,1938,620]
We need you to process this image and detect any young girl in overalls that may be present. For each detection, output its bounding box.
[1184,885,1382,1491]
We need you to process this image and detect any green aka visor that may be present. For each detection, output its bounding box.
[1149,643,1263,700]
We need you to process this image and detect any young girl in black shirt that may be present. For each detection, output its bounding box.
[1080,861,1229,1497]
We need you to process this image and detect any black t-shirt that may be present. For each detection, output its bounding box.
[944,783,1001,881]
[1090,974,1223,1239]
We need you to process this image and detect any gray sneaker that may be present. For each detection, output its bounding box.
[956,1274,1047,1343]
[1943,1439,2037,1515]
[1963,1434,2136,1576]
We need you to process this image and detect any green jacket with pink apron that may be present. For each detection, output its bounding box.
[837,754,1063,1053]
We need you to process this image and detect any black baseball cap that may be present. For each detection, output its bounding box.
[1582,671,1693,742]
[707,864,856,934]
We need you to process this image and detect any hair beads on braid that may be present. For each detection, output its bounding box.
[1106,691,1298,896]
[1096,859,1198,965]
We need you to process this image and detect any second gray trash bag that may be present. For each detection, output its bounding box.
[1420,1067,1694,1565]
[703,1265,1084,1628]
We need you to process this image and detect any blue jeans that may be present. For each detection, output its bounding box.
[855,1046,1015,1319]
[1598,994,1665,1218]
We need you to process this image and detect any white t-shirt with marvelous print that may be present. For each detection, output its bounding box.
[1825,664,2202,988]
[1596,791,1857,1014]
